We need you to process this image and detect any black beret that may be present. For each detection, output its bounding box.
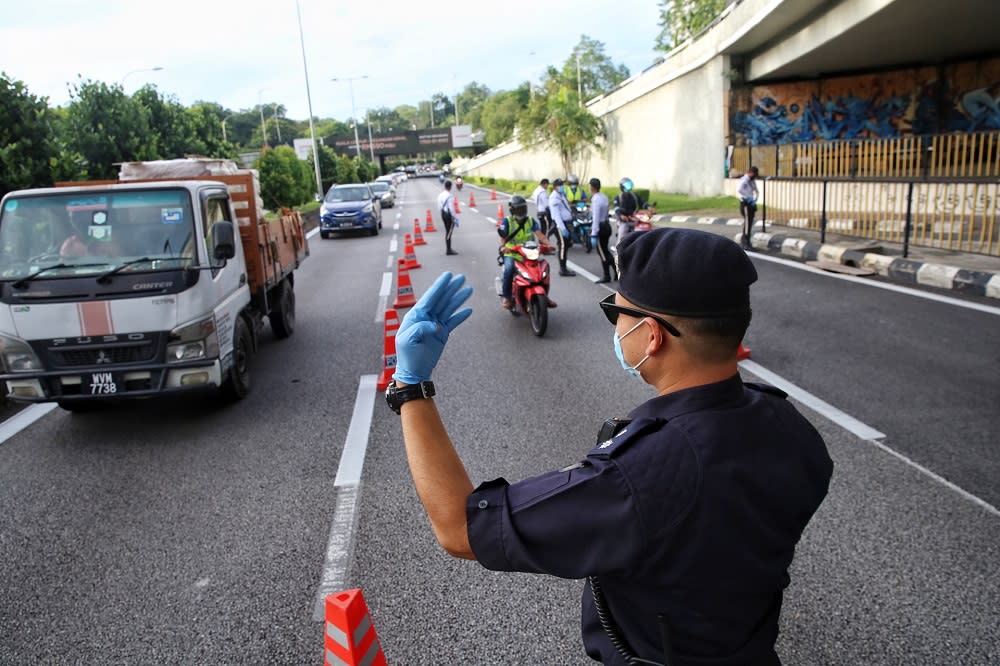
[617,228,757,317]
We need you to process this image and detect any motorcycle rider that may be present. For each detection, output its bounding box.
[455,176,464,192]
[613,177,644,239]
[497,195,554,310]
[588,177,617,284]
[547,178,577,277]
[565,174,592,254]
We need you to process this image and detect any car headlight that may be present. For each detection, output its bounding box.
[167,316,220,363]
[0,334,43,372]
[363,203,373,213]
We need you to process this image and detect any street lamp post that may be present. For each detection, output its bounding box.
[221,114,232,143]
[257,88,269,148]
[273,104,282,143]
[332,75,368,159]
[120,66,164,89]
[365,110,375,163]
[295,0,324,200]
[576,52,582,106]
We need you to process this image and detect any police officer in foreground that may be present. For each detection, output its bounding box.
[385,228,834,666]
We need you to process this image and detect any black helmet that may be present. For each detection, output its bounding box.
[509,195,528,221]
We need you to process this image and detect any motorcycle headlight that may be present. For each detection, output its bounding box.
[167,316,219,363]
[0,334,43,372]
[518,269,532,279]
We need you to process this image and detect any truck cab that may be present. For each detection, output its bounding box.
[0,172,306,410]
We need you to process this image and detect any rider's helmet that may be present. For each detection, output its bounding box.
[509,195,529,222]
[619,177,634,192]
[455,176,464,190]
[568,174,579,187]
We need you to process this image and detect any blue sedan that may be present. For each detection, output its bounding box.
[319,184,383,238]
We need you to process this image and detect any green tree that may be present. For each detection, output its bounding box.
[519,85,605,177]
[62,78,156,178]
[186,102,237,158]
[480,86,530,146]
[313,144,340,191]
[255,145,312,209]
[456,82,491,130]
[132,85,196,159]
[0,73,56,197]
[656,0,730,51]
[564,35,630,100]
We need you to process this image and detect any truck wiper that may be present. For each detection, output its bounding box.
[12,262,109,289]
[96,256,190,284]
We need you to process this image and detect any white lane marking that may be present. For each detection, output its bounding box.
[739,360,999,518]
[567,260,601,283]
[307,226,320,239]
[389,236,398,253]
[0,403,59,446]
[385,254,394,270]
[750,252,1000,317]
[393,222,399,231]
[376,272,393,322]
[740,360,886,441]
[486,217,496,225]
[470,208,478,213]
[313,374,378,620]
[395,212,401,220]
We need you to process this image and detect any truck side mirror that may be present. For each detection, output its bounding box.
[211,221,236,261]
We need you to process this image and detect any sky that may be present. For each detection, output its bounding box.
[0,0,664,123]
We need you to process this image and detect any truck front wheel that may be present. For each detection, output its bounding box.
[268,280,295,339]
[221,316,252,400]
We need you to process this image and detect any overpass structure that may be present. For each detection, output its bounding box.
[459,0,1000,198]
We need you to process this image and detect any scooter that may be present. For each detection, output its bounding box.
[570,201,592,251]
[494,240,552,337]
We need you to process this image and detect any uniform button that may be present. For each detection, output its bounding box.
[477,500,489,509]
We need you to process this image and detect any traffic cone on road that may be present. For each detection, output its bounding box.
[468,192,476,208]
[376,309,399,391]
[496,203,504,226]
[454,198,461,214]
[490,188,497,200]
[393,259,417,309]
[424,213,438,233]
[403,234,421,269]
[737,343,751,361]
[324,589,387,666]
[413,220,427,245]
[426,209,433,226]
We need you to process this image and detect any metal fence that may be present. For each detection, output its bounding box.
[731,131,1000,180]
[759,177,1000,257]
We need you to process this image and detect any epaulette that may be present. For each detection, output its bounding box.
[745,382,788,399]
[588,417,666,459]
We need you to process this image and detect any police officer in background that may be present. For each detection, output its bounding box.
[548,178,576,277]
[386,228,833,666]
[588,178,616,284]
[565,174,589,206]
[531,178,553,238]
[385,227,833,666]
[437,179,460,256]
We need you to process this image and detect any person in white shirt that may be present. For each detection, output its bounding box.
[437,179,460,255]
[531,178,553,238]
[737,166,759,249]
[588,178,616,284]
[547,178,576,277]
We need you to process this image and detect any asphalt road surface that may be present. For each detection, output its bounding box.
[0,176,997,665]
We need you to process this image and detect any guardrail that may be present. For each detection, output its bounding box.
[731,131,1000,181]
[757,177,1000,258]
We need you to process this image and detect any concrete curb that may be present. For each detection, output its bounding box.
[657,215,1000,300]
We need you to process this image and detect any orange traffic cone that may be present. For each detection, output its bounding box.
[426,209,433,226]
[424,214,438,233]
[468,192,476,208]
[376,309,399,391]
[496,203,504,226]
[393,259,417,309]
[403,234,421,269]
[324,589,387,666]
[454,198,461,214]
[490,188,497,200]
[737,343,751,361]
[413,220,427,246]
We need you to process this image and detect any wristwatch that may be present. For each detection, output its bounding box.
[384,380,436,414]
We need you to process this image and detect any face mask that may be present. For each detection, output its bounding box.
[612,319,649,378]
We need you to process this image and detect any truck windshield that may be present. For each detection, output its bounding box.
[0,189,197,280]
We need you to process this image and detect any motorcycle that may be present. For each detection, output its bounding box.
[570,200,592,251]
[614,206,657,237]
[494,240,552,337]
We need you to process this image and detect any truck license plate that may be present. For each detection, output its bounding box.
[88,371,119,395]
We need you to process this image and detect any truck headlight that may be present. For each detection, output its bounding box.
[167,316,220,363]
[0,334,43,372]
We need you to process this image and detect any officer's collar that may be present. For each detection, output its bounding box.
[628,374,744,422]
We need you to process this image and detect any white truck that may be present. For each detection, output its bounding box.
[0,159,308,410]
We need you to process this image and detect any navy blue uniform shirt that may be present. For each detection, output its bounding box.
[467,374,833,665]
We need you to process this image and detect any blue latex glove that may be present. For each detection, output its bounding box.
[589,236,597,249]
[393,272,473,384]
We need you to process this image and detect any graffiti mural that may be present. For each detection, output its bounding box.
[731,58,1000,145]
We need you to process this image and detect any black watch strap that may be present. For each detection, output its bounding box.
[385,380,435,414]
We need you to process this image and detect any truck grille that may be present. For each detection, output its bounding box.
[52,344,156,367]
[38,333,164,369]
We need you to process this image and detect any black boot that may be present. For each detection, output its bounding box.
[446,241,458,256]
[559,262,576,277]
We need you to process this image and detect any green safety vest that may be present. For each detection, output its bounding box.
[565,184,587,204]
[501,216,536,255]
